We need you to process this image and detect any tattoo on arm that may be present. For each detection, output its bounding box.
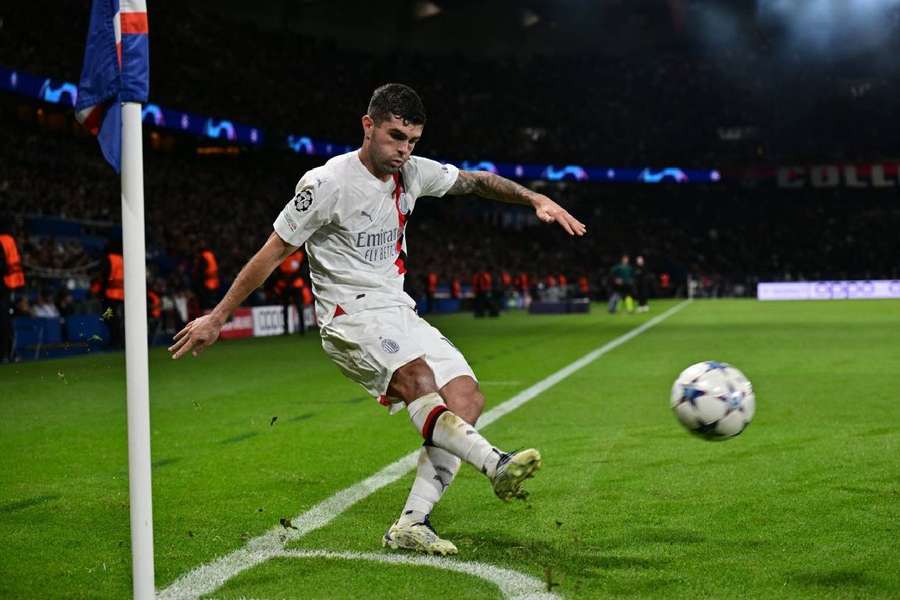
[446,171,538,206]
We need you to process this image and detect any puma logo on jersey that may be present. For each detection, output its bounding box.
[361,210,374,223]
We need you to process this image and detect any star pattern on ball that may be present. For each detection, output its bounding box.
[680,385,705,406]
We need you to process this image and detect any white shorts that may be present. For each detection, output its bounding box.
[319,306,477,413]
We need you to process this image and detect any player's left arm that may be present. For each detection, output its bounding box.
[446,171,587,236]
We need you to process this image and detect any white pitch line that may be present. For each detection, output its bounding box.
[276,549,559,600]
[158,300,691,599]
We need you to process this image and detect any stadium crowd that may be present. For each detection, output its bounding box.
[3,1,900,166]
[3,1,900,358]
[4,117,899,330]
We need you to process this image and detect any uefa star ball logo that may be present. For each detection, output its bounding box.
[293,187,314,212]
[380,338,400,354]
[399,193,411,215]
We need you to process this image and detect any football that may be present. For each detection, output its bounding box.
[671,361,755,439]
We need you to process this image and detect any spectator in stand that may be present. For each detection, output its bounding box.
[55,289,76,317]
[31,290,60,318]
[577,273,590,300]
[14,295,31,317]
[425,270,438,314]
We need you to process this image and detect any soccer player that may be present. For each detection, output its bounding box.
[168,84,586,555]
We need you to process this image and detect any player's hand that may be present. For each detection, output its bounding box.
[168,314,224,359]
[532,195,587,236]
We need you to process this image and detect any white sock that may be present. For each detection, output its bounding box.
[407,393,504,478]
[398,446,461,525]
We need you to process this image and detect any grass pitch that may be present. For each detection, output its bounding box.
[1,299,899,599]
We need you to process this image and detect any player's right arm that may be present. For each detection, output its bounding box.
[169,232,297,359]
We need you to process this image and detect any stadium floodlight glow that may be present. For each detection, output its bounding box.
[521,9,540,28]
[414,0,441,19]
[758,0,900,55]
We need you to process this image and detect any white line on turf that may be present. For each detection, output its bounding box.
[158,300,691,600]
[276,550,559,600]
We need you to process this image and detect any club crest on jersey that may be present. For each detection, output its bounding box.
[293,187,314,212]
[398,193,411,215]
[380,338,400,354]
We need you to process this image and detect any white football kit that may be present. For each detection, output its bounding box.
[273,151,476,411]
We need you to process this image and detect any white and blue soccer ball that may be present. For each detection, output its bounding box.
[671,361,755,440]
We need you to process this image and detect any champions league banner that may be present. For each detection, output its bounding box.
[2,65,719,185]
[757,280,900,301]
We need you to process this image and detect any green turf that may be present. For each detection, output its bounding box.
[2,299,899,598]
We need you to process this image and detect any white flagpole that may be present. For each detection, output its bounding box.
[120,100,156,599]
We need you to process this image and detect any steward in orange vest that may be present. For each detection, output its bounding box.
[277,250,307,335]
[0,225,25,362]
[194,245,220,310]
[99,241,125,349]
[148,290,162,319]
[0,232,25,291]
[104,253,125,301]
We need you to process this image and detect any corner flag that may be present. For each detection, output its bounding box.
[76,2,155,599]
[75,0,149,172]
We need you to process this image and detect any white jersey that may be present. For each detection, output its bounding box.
[273,151,459,326]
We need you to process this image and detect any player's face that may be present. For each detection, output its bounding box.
[365,114,423,175]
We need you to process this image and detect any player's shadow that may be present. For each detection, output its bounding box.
[790,569,874,590]
[626,527,706,545]
[0,494,61,514]
[456,531,671,572]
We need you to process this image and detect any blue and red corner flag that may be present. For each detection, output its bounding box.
[75,0,149,173]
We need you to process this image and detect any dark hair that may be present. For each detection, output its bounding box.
[367,83,426,126]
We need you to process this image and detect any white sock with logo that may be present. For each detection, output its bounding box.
[406,392,503,478]
[398,445,461,526]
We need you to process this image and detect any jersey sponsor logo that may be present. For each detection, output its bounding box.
[354,226,403,264]
[380,338,400,354]
[293,187,314,212]
[360,210,374,223]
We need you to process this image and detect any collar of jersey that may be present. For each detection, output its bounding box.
[354,151,398,193]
